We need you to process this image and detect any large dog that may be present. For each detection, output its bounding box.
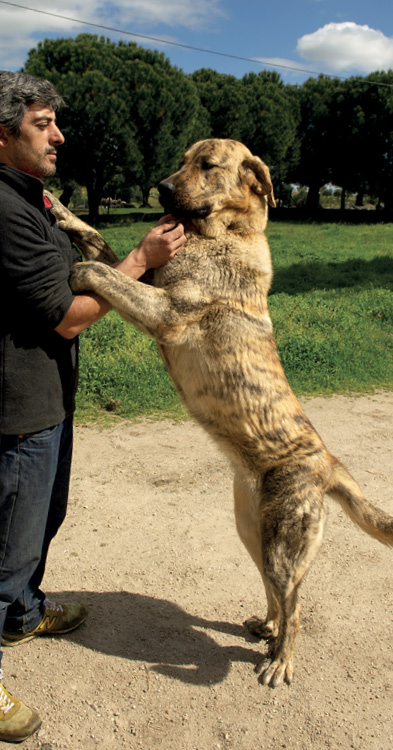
[47,138,393,688]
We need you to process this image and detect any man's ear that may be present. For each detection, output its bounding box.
[242,156,276,207]
[0,125,10,149]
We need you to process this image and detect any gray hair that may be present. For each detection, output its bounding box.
[0,71,64,136]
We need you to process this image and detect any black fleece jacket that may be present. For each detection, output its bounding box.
[0,165,81,433]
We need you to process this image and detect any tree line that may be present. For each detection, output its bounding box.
[23,34,393,221]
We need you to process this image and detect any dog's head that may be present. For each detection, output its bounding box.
[158,139,276,236]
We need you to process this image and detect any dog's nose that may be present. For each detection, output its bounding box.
[158,180,175,203]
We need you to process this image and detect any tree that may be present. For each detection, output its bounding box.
[191,68,248,141]
[241,71,300,197]
[328,77,375,209]
[124,58,206,206]
[24,36,141,220]
[24,35,206,218]
[357,71,393,210]
[290,76,341,213]
[192,69,300,201]
[325,71,393,211]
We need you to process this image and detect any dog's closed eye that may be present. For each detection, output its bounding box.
[201,161,218,171]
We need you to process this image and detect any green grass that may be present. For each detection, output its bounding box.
[76,312,185,422]
[76,220,187,423]
[75,221,393,422]
[267,223,393,394]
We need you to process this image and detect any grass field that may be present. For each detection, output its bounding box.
[75,220,393,422]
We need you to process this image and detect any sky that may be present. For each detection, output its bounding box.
[0,0,393,84]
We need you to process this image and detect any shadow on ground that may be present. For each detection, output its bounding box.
[46,590,262,687]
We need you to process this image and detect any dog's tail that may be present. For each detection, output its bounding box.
[327,460,393,547]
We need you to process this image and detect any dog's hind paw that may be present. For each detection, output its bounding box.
[244,615,279,640]
[255,655,293,688]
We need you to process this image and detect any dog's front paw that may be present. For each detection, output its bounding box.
[44,190,73,226]
[57,219,72,233]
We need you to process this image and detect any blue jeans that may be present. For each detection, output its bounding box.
[0,416,73,668]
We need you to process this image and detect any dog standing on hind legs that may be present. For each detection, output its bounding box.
[46,138,393,688]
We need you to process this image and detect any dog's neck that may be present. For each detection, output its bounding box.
[192,203,269,240]
[182,210,273,296]
[191,192,270,239]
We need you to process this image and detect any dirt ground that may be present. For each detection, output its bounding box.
[3,392,393,750]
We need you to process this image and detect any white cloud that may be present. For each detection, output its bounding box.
[0,0,226,70]
[296,22,393,73]
[100,0,226,29]
[254,22,393,79]
[1,0,225,31]
[0,2,79,69]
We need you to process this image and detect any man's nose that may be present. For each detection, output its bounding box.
[50,124,65,145]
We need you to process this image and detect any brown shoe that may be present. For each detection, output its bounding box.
[2,599,88,647]
[0,683,41,743]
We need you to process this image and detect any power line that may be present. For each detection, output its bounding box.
[1,0,393,88]
[0,0,316,75]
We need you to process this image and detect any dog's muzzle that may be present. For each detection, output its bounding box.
[158,179,211,219]
[158,180,177,212]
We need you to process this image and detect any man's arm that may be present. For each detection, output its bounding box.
[55,216,186,339]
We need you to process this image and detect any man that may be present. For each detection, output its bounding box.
[0,71,187,743]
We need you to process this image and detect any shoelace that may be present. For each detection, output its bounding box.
[43,599,64,613]
[0,686,15,716]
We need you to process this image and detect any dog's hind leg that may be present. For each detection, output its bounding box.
[234,469,263,572]
[234,470,280,639]
[243,466,326,687]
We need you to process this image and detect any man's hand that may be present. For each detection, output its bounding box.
[115,215,187,279]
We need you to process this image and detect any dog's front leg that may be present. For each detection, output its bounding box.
[70,261,185,344]
[45,191,119,265]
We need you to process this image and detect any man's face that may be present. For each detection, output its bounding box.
[0,104,64,179]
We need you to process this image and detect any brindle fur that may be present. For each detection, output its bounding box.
[46,138,393,688]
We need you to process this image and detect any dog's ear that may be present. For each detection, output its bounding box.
[242,156,276,207]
